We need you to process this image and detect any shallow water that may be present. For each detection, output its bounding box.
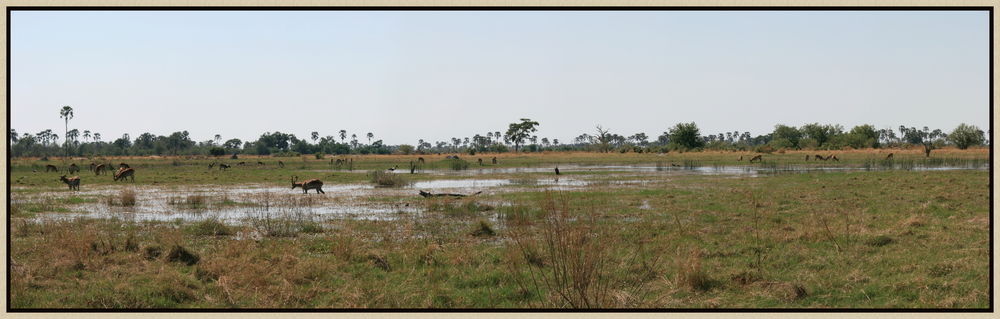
[19,162,987,223]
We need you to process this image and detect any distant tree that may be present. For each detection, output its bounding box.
[847,124,880,149]
[397,144,415,155]
[9,129,17,144]
[948,123,985,149]
[93,132,101,143]
[209,147,226,156]
[339,130,347,143]
[504,118,540,153]
[312,132,319,144]
[900,126,944,157]
[59,106,73,157]
[223,138,242,150]
[82,130,91,143]
[668,122,704,150]
[214,134,222,146]
[771,124,802,148]
[800,123,843,148]
[367,132,374,145]
[418,139,426,151]
[628,133,648,146]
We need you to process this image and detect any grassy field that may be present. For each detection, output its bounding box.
[7,148,991,309]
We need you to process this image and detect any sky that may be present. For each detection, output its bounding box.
[9,9,991,147]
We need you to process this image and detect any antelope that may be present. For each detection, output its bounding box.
[119,162,130,169]
[492,157,497,165]
[237,162,246,166]
[417,157,425,164]
[278,161,284,168]
[805,155,810,161]
[114,168,135,182]
[45,164,58,172]
[89,162,97,171]
[208,163,215,170]
[94,164,108,175]
[68,163,80,174]
[826,154,839,161]
[749,155,763,163]
[291,175,325,194]
[478,158,483,165]
[218,163,231,171]
[257,161,265,166]
[59,175,81,190]
[737,155,743,161]
[815,155,826,161]
[885,153,893,160]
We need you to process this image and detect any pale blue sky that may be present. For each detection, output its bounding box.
[10,10,990,146]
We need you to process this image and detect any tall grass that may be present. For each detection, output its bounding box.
[242,191,323,237]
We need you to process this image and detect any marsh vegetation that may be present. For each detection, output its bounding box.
[7,149,990,308]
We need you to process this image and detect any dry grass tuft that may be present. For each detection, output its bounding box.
[676,247,710,292]
[166,245,200,266]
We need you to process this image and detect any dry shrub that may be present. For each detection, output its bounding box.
[505,191,660,308]
[469,220,496,237]
[166,245,200,266]
[330,232,362,262]
[368,252,392,272]
[119,188,137,207]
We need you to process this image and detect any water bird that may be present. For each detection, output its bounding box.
[388,165,398,172]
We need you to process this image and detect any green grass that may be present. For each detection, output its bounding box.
[7,152,990,309]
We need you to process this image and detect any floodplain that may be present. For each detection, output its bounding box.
[7,148,991,308]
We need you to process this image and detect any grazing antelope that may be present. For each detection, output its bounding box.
[119,162,130,169]
[257,161,265,166]
[885,153,893,160]
[114,168,135,182]
[805,155,810,161]
[826,154,839,162]
[492,157,497,165]
[89,162,97,171]
[208,163,215,170]
[749,155,763,163]
[94,164,108,175]
[478,158,483,165]
[738,155,743,161]
[68,163,80,174]
[218,164,231,171]
[815,154,826,161]
[45,164,58,172]
[278,161,284,168]
[291,175,325,194]
[237,162,246,166]
[59,175,81,190]
[417,157,425,164]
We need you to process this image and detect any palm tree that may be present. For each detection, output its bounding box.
[59,106,73,157]
[367,132,373,145]
[83,130,91,143]
[311,132,319,144]
[339,130,347,143]
[214,134,222,146]
[93,132,101,143]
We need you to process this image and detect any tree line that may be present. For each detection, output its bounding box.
[8,107,989,158]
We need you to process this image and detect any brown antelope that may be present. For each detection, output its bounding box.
[45,164,58,172]
[737,155,743,161]
[291,175,325,194]
[68,163,80,174]
[208,163,215,170]
[492,157,497,164]
[278,161,284,168]
[417,157,425,164]
[826,154,839,161]
[478,158,483,165]
[89,162,97,171]
[749,155,763,163]
[119,162,130,169]
[114,168,135,182]
[257,161,265,166]
[815,154,826,161]
[218,163,231,171]
[885,153,893,160]
[94,164,108,175]
[59,175,81,190]
[237,162,246,166]
[805,155,810,161]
